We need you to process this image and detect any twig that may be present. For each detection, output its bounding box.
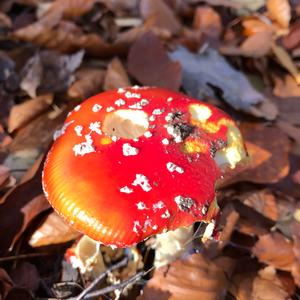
[83,266,155,300]
[0,252,53,263]
[83,271,143,299]
[74,257,128,300]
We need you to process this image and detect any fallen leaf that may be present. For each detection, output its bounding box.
[272,43,300,84]
[169,46,277,120]
[242,18,275,37]
[252,266,290,299]
[227,123,290,184]
[0,268,13,299]
[29,211,81,247]
[140,0,181,35]
[292,170,300,185]
[272,97,300,126]
[282,20,300,50]
[240,30,273,57]
[128,32,182,91]
[193,6,222,38]
[0,165,10,187]
[253,233,295,271]
[9,262,39,292]
[276,120,300,142]
[139,253,235,300]
[240,190,279,221]
[68,68,105,100]
[292,222,300,286]
[229,272,255,300]
[273,75,300,98]
[46,0,96,20]
[20,53,42,98]
[20,50,84,95]
[0,156,50,253]
[8,94,53,133]
[267,0,291,28]
[103,57,131,91]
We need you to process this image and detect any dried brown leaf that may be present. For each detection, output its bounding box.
[0,155,50,253]
[140,0,181,35]
[253,233,295,271]
[193,6,222,38]
[47,0,96,20]
[128,32,181,90]
[0,268,13,299]
[29,212,81,247]
[139,253,235,300]
[8,94,53,133]
[252,266,290,300]
[229,273,255,300]
[0,165,10,187]
[104,57,131,91]
[273,75,300,98]
[282,20,300,50]
[7,105,69,152]
[20,53,42,98]
[272,43,300,84]
[276,121,300,142]
[267,0,291,28]
[272,97,300,126]
[240,31,273,57]
[227,123,290,184]
[292,222,300,286]
[242,18,275,37]
[10,262,39,292]
[68,68,105,100]
[241,190,279,221]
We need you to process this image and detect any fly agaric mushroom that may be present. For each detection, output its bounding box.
[42,87,246,250]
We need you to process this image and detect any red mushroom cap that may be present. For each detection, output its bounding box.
[42,87,246,247]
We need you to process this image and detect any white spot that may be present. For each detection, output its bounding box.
[202,205,208,215]
[165,113,173,122]
[111,136,119,142]
[136,202,147,210]
[129,99,149,109]
[167,97,173,102]
[74,125,83,136]
[132,85,140,89]
[118,88,125,93]
[53,121,74,140]
[120,186,133,194]
[144,131,152,138]
[133,221,142,234]
[92,104,102,112]
[125,91,141,99]
[89,122,102,135]
[106,106,115,112]
[73,134,96,156]
[161,210,170,218]
[162,138,169,145]
[189,104,212,122]
[122,143,139,156]
[166,162,184,174]
[152,225,158,230]
[152,108,165,115]
[153,201,165,211]
[115,99,126,106]
[149,115,156,122]
[74,105,81,111]
[132,174,152,192]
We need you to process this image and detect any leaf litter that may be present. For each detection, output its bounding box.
[0,0,300,299]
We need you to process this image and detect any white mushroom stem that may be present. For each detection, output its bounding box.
[154,222,215,268]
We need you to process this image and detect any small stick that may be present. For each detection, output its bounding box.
[83,271,143,299]
[0,252,53,263]
[74,257,128,300]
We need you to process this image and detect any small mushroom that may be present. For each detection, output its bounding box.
[42,87,247,249]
